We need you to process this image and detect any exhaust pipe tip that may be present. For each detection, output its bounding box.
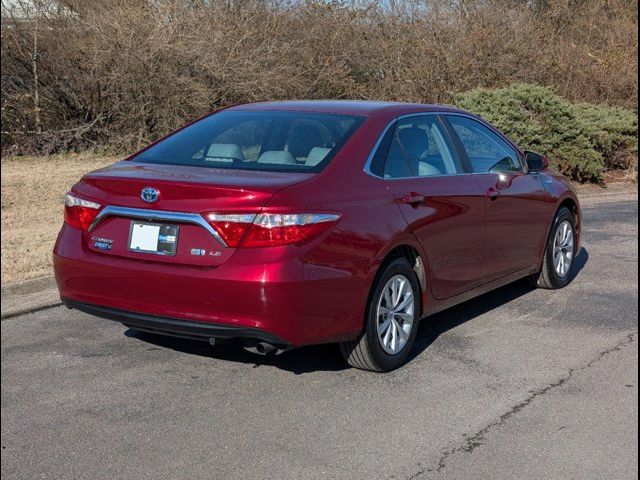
[243,341,285,356]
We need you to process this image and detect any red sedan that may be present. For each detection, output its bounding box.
[54,101,581,371]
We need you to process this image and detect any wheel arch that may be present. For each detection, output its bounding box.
[556,195,582,249]
[538,194,582,268]
[374,244,428,317]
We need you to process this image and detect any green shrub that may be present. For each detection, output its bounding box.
[453,84,638,183]
[572,103,638,170]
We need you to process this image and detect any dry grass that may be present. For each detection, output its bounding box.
[2,0,637,156]
[1,154,116,285]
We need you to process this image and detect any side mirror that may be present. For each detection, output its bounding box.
[525,151,549,172]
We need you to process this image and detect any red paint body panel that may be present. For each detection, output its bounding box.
[471,172,556,282]
[384,175,486,299]
[53,101,581,347]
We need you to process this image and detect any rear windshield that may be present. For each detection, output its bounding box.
[131,111,365,172]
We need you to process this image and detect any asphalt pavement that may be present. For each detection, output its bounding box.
[1,194,637,480]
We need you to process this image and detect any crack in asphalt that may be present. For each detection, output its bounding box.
[405,331,638,479]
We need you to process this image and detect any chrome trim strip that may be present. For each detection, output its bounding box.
[88,206,228,248]
[362,111,525,180]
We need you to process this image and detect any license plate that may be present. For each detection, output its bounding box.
[128,221,179,256]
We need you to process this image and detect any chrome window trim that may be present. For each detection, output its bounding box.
[363,111,525,180]
[88,206,228,248]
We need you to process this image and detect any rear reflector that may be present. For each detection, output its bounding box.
[204,212,340,248]
[64,193,101,230]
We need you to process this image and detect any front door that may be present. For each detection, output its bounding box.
[443,115,554,283]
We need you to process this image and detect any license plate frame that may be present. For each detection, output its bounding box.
[128,221,179,256]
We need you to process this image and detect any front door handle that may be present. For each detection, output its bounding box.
[401,193,425,207]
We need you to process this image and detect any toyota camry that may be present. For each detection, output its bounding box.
[54,101,581,371]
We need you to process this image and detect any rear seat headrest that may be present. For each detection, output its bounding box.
[258,151,297,165]
[418,161,442,176]
[306,147,331,166]
[288,125,325,158]
[205,143,245,162]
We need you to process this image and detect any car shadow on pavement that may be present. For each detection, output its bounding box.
[407,247,589,364]
[128,248,588,375]
[126,330,348,374]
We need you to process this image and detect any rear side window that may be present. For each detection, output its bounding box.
[132,111,364,173]
[445,115,522,174]
[380,115,462,179]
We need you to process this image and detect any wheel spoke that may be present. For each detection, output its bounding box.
[383,320,392,347]
[390,321,398,351]
[554,252,561,271]
[394,319,408,343]
[379,317,392,337]
[383,287,393,309]
[395,291,413,312]
[394,279,406,308]
[390,281,399,308]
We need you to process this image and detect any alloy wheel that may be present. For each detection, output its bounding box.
[553,220,575,278]
[376,274,415,355]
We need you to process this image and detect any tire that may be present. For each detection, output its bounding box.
[340,257,420,372]
[529,206,577,289]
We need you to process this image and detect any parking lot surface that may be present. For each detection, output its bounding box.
[1,195,637,480]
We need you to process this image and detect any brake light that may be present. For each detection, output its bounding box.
[204,213,340,248]
[64,193,101,230]
[206,214,257,248]
[244,213,340,248]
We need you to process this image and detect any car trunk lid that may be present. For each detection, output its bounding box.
[73,161,312,267]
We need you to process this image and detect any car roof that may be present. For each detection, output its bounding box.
[227,100,469,117]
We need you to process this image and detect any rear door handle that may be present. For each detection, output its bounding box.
[401,193,425,207]
[486,187,501,201]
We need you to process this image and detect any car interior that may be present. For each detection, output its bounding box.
[383,120,460,178]
[198,119,339,168]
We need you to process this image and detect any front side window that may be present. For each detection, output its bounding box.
[382,115,462,179]
[132,111,364,173]
[445,115,522,174]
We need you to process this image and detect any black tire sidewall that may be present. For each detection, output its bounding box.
[364,258,421,371]
[545,207,577,288]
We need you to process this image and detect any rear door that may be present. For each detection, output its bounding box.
[442,114,553,282]
[372,114,486,300]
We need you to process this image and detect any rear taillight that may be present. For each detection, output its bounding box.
[206,214,257,248]
[204,212,340,248]
[64,193,101,230]
[244,213,341,248]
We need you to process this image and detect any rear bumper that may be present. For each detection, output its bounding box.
[54,224,371,346]
[63,298,289,347]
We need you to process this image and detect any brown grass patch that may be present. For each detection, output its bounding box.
[1,154,116,285]
[2,0,637,156]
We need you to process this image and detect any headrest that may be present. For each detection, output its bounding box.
[306,147,331,166]
[397,127,430,161]
[258,151,297,165]
[418,161,442,176]
[288,124,325,158]
[205,143,245,162]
